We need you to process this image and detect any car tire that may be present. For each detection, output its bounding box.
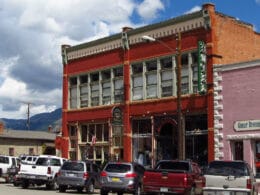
[21,180,29,189]
[77,187,83,193]
[100,189,108,195]
[59,185,67,192]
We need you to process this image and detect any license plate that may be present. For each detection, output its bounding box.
[160,187,168,192]
[112,177,120,182]
[29,175,36,179]
[67,173,75,177]
[215,191,230,195]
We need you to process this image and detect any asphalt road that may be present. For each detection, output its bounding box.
[0,178,131,195]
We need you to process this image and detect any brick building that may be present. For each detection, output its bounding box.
[58,3,260,166]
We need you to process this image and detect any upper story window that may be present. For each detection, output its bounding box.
[181,54,189,95]
[132,63,143,100]
[113,67,124,103]
[68,66,124,110]
[102,70,111,105]
[90,72,100,106]
[146,60,158,99]
[79,75,88,108]
[161,57,173,97]
[69,77,77,109]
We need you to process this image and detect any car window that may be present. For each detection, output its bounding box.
[0,156,9,164]
[156,161,190,171]
[62,162,84,171]
[50,158,61,166]
[206,161,248,176]
[105,164,131,173]
[36,158,49,165]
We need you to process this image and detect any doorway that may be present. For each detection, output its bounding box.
[157,123,178,161]
[233,141,243,160]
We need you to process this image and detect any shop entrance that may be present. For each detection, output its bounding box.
[157,123,178,161]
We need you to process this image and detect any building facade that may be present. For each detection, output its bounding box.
[213,59,260,174]
[59,3,260,167]
[0,128,56,156]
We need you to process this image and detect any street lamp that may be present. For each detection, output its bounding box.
[142,34,184,160]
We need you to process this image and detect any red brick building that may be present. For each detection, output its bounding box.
[58,3,260,167]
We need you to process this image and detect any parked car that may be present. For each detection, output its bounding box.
[203,160,256,195]
[57,160,101,193]
[100,161,145,195]
[0,155,19,183]
[142,160,204,195]
[18,155,66,189]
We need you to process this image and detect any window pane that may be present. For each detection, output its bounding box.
[133,87,143,100]
[147,74,157,84]
[132,63,143,74]
[146,60,157,71]
[133,76,143,87]
[147,85,157,98]
[162,71,172,81]
[161,57,172,69]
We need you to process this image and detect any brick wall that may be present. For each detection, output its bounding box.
[215,13,260,64]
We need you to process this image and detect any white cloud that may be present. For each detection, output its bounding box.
[137,0,165,20]
[0,0,140,119]
[184,6,201,14]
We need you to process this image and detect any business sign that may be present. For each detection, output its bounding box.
[234,120,260,131]
[197,40,207,94]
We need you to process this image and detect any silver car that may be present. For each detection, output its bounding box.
[100,162,145,195]
[57,160,101,193]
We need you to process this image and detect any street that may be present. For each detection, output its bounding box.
[0,181,97,195]
[0,179,131,195]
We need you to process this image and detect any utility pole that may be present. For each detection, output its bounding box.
[176,33,185,160]
[22,102,33,130]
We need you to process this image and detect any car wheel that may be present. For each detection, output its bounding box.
[21,180,29,189]
[87,181,95,193]
[59,185,67,192]
[77,187,83,193]
[100,189,108,195]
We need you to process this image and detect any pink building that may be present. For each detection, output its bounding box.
[214,59,260,175]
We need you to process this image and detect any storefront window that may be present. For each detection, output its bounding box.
[132,119,152,168]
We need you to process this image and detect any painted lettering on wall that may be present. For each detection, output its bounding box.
[234,120,260,131]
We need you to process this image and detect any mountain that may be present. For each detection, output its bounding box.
[0,108,62,131]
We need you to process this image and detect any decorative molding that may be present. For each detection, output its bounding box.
[66,16,206,61]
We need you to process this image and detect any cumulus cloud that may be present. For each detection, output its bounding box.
[137,0,165,20]
[184,5,201,14]
[0,0,140,119]
[0,0,171,119]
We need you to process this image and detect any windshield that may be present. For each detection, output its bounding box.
[62,162,84,171]
[105,163,131,173]
[206,161,249,176]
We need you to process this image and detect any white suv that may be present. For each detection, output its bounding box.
[203,160,256,195]
[0,155,19,182]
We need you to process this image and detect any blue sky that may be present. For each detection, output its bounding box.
[0,0,259,119]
